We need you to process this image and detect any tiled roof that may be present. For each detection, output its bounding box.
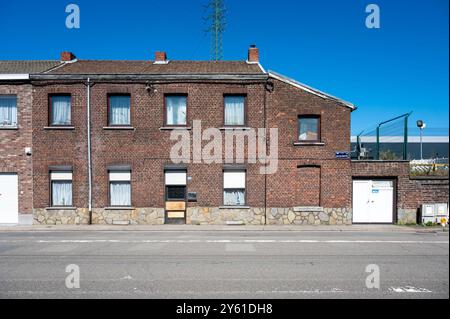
[48,60,264,74]
[0,60,62,74]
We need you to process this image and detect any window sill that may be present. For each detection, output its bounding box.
[45,207,77,210]
[293,206,323,212]
[105,206,135,210]
[0,126,18,130]
[44,126,75,130]
[219,127,252,130]
[219,205,250,210]
[293,141,325,146]
[103,126,135,130]
[160,126,192,131]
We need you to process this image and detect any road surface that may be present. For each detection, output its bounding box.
[0,229,448,298]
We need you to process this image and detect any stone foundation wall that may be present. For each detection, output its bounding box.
[186,207,351,225]
[34,207,351,225]
[33,208,164,225]
[186,207,265,225]
[34,208,89,225]
[267,207,352,225]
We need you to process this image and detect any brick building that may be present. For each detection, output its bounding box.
[0,47,448,225]
[0,60,61,224]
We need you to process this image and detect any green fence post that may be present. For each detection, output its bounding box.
[376,126,380,160]
[403,115,408,160]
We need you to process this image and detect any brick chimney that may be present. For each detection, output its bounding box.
[247,45,259,63]
[60,51,76,61]
[154,51,168,64]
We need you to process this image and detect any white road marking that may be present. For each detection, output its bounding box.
[389,286,432,293]
[0,239,448,244]
[29,239,448,244]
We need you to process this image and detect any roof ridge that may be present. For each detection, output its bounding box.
[0,60,60,62]
[68,59,249,63]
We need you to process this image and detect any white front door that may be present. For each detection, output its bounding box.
[0,173,19,224]
[353,179,394,223]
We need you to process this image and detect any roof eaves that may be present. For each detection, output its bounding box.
[268,70,356,110]
[0,74,29,80]
[30,73,269,81]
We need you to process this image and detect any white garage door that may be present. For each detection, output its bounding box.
[0,173,19,224]
[353,179,394,223]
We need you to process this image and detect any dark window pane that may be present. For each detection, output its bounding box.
[299,117,319,141]
[166,186,186,200]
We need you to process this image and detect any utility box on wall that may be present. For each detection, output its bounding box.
[421,203,449,224]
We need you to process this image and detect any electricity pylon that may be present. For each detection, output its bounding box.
[204,0,226,61]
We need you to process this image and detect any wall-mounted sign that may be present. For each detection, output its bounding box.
[187,192,197,202]
[335,151,350,159]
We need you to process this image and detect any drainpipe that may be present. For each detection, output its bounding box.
[263,81,270,226]
[86,78,93,224]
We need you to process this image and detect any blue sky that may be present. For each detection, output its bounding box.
[0,0,448,135]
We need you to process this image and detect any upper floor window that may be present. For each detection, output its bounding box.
[108,94,131,126]
[50,95,71,126]
[223,170,246,206]
[224,95,245,126]
[0,95,17,127]
[50,171,73,207]
[165,95,187,126]
[298,115,320,142]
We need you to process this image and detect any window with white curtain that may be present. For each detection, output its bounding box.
[0,95,17,127]
[109,95,130,125]
[224,95,245,126]
[50,95,71,125]
[109,171,131,206]
[165,95,187,126]
[51,171,73,207]
[223,170,246,206]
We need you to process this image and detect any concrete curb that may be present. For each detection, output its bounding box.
[0,224,447,233]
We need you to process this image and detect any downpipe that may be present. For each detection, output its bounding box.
[86,78,93,224]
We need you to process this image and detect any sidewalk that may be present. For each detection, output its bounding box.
[0,224,447,233]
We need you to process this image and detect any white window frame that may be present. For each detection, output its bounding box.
[50,171,73,207]
[0,95,18,127]
[109,170,132,207]
[223,170,246,206]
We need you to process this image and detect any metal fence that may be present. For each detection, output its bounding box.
[355,113,411,160]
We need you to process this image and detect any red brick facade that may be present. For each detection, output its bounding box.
[32,82,269,210]
[265,78,352,209]
[0,84,33,214]
[2,52,446,225]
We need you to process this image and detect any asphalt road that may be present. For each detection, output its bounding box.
[0,230,448,299]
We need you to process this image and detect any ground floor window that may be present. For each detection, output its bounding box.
[166,185,186,200]
[50,171,73,207]
[223,170,246,206]
[109,170,131,206]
